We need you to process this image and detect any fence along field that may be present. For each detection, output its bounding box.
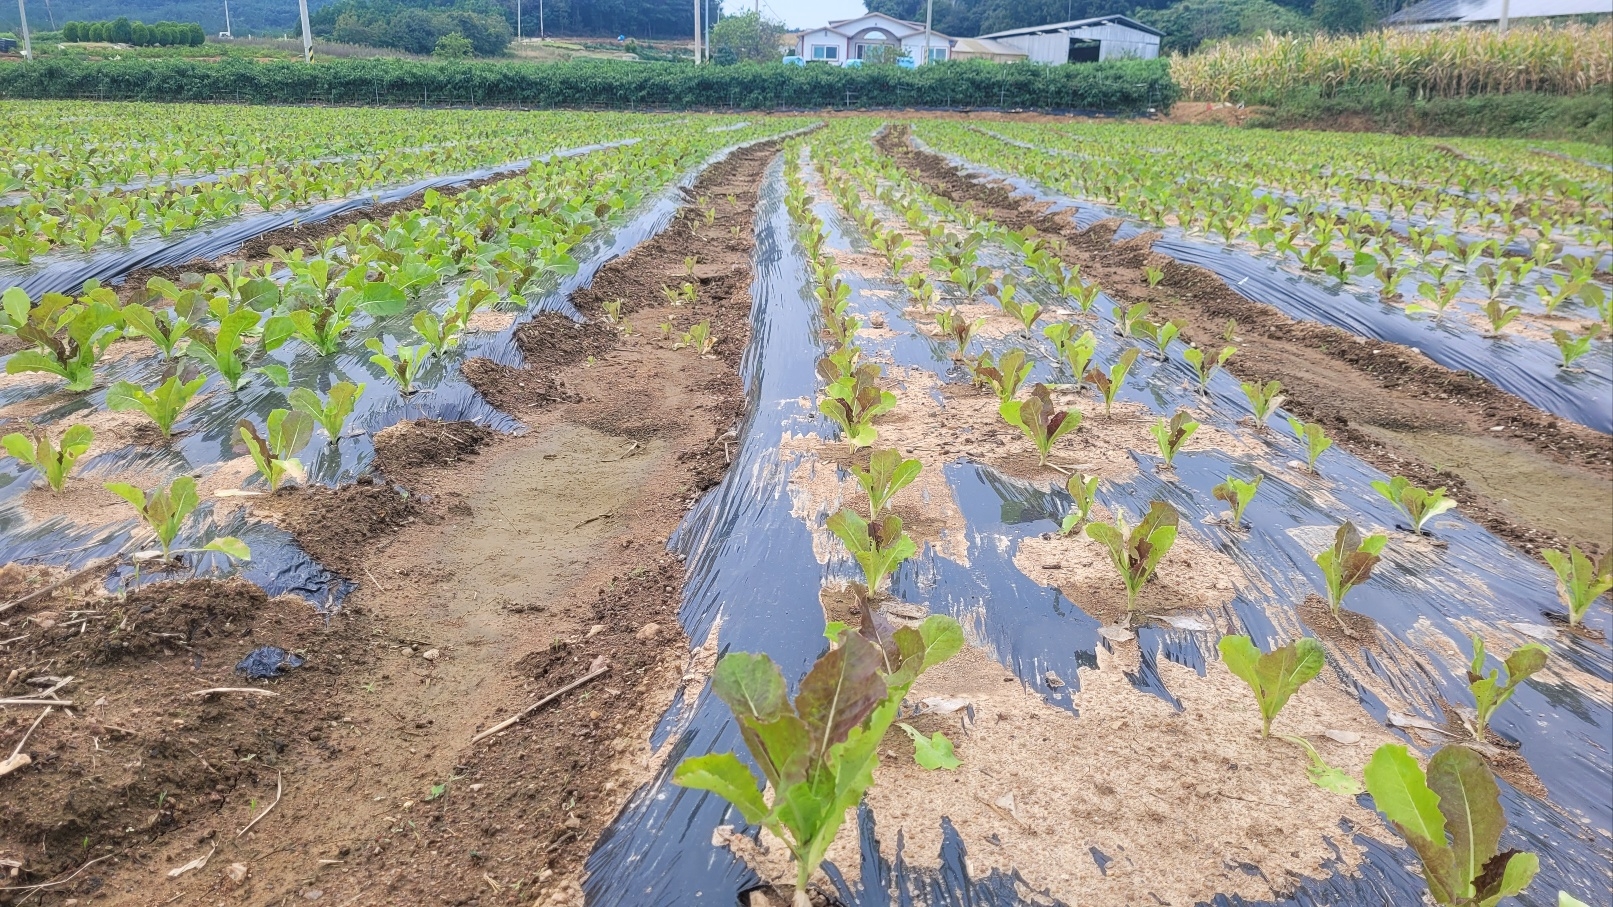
[0,102,1609,907]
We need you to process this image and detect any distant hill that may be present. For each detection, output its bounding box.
[2,1,336,36]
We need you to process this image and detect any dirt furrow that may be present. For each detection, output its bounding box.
[878,126,1613,558]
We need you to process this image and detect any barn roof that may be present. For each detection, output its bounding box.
[979,15,1166,40]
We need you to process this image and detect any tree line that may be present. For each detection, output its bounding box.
[59,19,208,47]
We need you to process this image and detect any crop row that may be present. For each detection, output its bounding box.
[675,122,1607,906]
[914,122,1611,369]
[0,104,747,266]
[0,122,801,568]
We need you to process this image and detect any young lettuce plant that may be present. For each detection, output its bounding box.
[1465,634,1548,742]
[1000,383,1082,467]
[237,410,315,492]
[289,381,365,443]
[1372,476,1458,535]
[106,370,209,439]
[1314,522,1387,626]
[3,424,94,493]
[933,309,982,361]
[187,308,286,391]
[849,449,922,517]
[1407,281,1460,319]
[1043,323,1097,385]
[366,339,430,396]
[6,292,125,392]
[1059,473,1100,536]
[1136,318,1184,360]
[1086,348,1140,417]
[677,321,719,356]
[1286,416,1334,473]
[1218,634,1325,738]
[1086,501,1179,618]
[820,365,898,452]
[1212,474,1263,529]
[1112,302,1149,338]
[1363,744,1539,907]
[1149,409,1199,468]
[1479,299,1522,337]
[121,301,196,358]
[673,608,963,907]
[975,348,1031,404]
[1183,344,1235,392]
[826,508,918,594]
[1550,328,1599,369]
[1241,379,1286,430]
[105,476,250,564]
[1541,544,1612,628]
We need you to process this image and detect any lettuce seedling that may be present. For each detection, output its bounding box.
[1407,281,1460,319]
[1144,265,1165,288]
[289,381,365,443]
[1212,474,1262,529]
[2,424,94,493]
[1465,634,1548,741]
[1550,328,1599,369]
[1314,522,1387,625]
[820,365,897,451]
[1000,383,1082,467]
[121,301,195,358]
[1286,416,1334,472]
[933,308,982,360]
[1479,299,1521,337]
[674,609,962,906]
[412,308,467,357]
[1043,324,1097,385]
[1113,302,1149,338]
[105,476,248,563]
[850,449,921,517]
[237,410,314,492]
[903,273,938,311]
[1086,501,1179,615]
[1183,344,1235,392]
[1372,476,1458,535]
[826,508,918,593]
[1363,744,1539,907]
[106,370,208,439]
[187,308,284,391]
[1281,734,1363,796]
[1085,348,1139,417]
[815,344,862,385]
[1218,634,1325,738]
[815,276,850,320]
[1241,379,1285,429]
[677,321,718,356]
[1137,318,1184,359]
[1149,409,1198,468]
[366,339,430,396]
[1541,544,1612,628]
[975,348,1031,404]
[1060,473,1100,536]
[7,292,124,392]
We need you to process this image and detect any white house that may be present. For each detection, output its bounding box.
[979,15,1162,64]
[788,13,952,65]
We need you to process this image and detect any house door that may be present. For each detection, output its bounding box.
[1068,39,1100,63]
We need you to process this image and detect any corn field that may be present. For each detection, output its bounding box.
[1172,23,1613,102]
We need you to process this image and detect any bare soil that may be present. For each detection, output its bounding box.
[0,140,781,906]
[877,126,1613,561]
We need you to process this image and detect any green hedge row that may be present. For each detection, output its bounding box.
[0,56,1177,112]
[1246,84,1613,144]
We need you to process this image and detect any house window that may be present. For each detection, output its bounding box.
[811,44,838,60]
[927,46,947,62]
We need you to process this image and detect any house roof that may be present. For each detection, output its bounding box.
[951,37,1029,56]
[980,15,1166,39]
[1384,0,1611,23]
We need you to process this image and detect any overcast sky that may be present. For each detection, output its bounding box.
[725,0,866,30]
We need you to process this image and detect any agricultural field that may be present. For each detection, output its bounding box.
[0,101,1608,907]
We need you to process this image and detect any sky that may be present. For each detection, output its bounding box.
[725,0,865,30]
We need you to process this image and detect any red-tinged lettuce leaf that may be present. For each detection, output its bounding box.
[1427,745,1505,893]
[795,632,887,763]
[1471,849,1538,905]
[711,652,810,788]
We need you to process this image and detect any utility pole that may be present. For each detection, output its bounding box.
[923,0,933,65]
[515,0,520,44]
[692,0,701,63]
[539,0,544,41]
[40,0,52,29]
[297,0,312,62]
[16,0,30,62]
[223,0,232,37]
[1498,0,1509,33]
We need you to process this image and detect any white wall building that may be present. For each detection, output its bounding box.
[788,13,952,65]
[979,15,1162,64]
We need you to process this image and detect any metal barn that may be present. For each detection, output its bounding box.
[979,15,1162,64]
